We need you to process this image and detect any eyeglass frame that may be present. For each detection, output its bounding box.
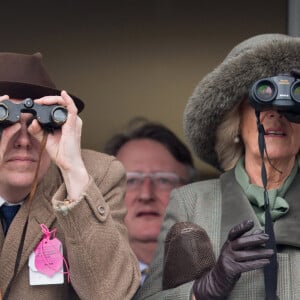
[125,171,186,191]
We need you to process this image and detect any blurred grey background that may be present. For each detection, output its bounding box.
[0,0,288,178]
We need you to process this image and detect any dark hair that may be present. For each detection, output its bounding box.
[104,118,196,182]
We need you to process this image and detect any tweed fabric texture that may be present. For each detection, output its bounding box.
[0,149,140,300]
[134,169,300,299]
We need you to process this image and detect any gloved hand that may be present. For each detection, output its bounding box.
[192,219,274,300]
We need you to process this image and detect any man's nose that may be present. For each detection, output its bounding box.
[13,123,32,149]
[139,177,154,202]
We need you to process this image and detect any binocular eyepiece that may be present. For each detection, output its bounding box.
[0,98,68,130]
[249,75,300,123]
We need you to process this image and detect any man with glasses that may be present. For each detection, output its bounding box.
[104,119,196,285]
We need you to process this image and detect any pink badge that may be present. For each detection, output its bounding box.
[34,224,63,277]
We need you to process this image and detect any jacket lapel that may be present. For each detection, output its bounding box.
[0,186,56,294]
[220,169,300,249]
[220,169,262,244]
[274,170,300,248]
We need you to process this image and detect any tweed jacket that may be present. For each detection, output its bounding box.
[0,149,140,300]
[134,168,300,300]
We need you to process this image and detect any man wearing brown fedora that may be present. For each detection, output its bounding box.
[0,52,140,299]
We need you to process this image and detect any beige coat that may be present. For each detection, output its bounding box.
[0,149,140,300]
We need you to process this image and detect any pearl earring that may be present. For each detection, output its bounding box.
[234,135,240,143]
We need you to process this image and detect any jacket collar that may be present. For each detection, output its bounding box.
[273,169,300,247]
[220,168,300,248]
[220,169,260,245]
[0,183,56,294]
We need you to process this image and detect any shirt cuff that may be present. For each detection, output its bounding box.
[52,176,92,216]
[52,193,87,216]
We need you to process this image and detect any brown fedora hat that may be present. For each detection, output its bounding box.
[0,52,84,112]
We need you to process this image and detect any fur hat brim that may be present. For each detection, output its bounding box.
[183,33,300,170]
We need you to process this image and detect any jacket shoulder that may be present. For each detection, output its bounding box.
[176,178,221,197]
[81,148,125,181]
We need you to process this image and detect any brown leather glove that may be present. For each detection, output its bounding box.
[192,219,274,300]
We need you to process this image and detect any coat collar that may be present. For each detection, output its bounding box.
[0,183,56,294]
[220,168,300,248]
[220,169,261,244]
[273,170,300,247]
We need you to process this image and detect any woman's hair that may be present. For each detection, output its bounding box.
[215,102,244,171]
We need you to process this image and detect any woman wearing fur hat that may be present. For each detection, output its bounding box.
[133,34,300,300]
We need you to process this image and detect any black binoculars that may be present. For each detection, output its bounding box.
[0,98,68,130]
[249,75,300,123]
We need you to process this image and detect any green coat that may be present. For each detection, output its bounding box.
[134,169,300,299]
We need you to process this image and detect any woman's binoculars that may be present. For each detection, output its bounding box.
[0,98,67,130]
[249,75,300,123]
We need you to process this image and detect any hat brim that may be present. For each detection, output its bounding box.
[0,81,84,113]
[183,34,300,170]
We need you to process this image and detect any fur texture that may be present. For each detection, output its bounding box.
[183,34,300,170]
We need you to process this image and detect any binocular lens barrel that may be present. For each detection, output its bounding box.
[0,104,8,121]
[249,75,300,123]
[292,81,300,102]
[51,107,68,124]
[254,80,277,102]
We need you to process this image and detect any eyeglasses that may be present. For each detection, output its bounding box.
[126,172,184,191]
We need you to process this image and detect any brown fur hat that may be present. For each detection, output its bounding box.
[183,33,300,170]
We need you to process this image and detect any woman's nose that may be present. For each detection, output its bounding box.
[265,110,283,118]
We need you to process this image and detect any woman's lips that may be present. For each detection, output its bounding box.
[264,128,286,136]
